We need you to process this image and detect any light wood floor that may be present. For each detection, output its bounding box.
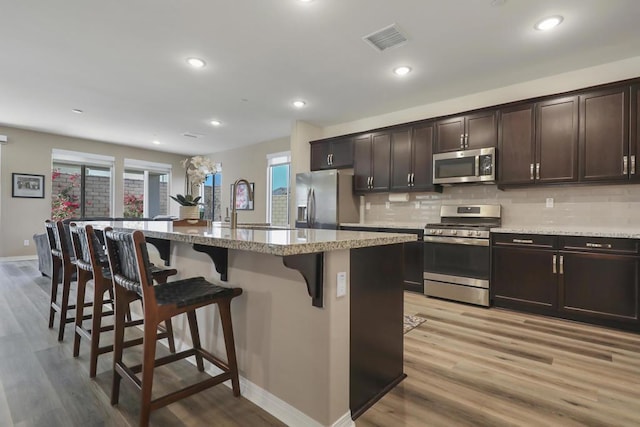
[3,260,640,426]
[358,292,640,427]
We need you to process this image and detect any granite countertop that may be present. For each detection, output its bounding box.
[491,227,640,239]
[340,222,425,231]
[81,221,416,256]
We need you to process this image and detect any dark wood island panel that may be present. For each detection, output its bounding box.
[349,243,405,419]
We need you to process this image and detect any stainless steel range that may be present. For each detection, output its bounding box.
[423,205,501,307]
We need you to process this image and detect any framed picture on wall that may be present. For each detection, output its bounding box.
[230,182,254,210]
[12,173,45,198]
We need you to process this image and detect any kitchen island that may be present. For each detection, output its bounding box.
[83,220,416,427]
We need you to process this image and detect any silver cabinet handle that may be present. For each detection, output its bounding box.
[586,242,612,249]
[552,254,557,274]
[330,154,334,165]
[460,134,464,148]
[559,255,564,275]
[407,173,411,186]
[513,239,534,244]
[411,173,415,185]
[465,133,469,148]
[530,163,534,181]
[367,176,371,188]
[623,155,628,175]
[326,154,330,166]
[370,176,374,188]
[536,163,540,180]
[632,155,636,175]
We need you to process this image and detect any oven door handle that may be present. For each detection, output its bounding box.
[423,236,489,246]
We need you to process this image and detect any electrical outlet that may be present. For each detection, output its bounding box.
[337,272,347,297]
[365,202,371,210]
[546,197,554,208]
[414,201,421,209]
[385,201,390,209]
[23,239,29,247]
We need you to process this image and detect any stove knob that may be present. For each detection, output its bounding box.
[437,230,443,235]
[467,230,473,237]
[475,231,481,237]
[429,229,436,234]
[451,230,457,235]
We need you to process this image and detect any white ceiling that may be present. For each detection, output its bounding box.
[1,0,639,155]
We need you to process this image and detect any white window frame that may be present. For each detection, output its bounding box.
[266,151,291,226]
[52,149,116,217]
[124,158,172,218]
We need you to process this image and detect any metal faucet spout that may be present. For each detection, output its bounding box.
[231,178,253,229]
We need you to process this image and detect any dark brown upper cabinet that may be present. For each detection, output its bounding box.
[535,95,579,184]
[434,110,497,153]
[353,132,391,193]
[499,103,536,185]
[390,122,439,192]
[579,86,630,182]
[631,84,640,182]
[310,136,353,171]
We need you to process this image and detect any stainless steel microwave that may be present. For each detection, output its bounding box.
[432,147,496,184]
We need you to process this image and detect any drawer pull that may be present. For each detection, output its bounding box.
[552,254,557,274]
[585,242,612,249]
[512,239,534,244]
[559,255,564,275]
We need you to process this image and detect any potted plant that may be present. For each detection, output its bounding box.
[172,156,218,219]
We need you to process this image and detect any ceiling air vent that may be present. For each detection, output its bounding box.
[363,24,408,52]
[182,132,204,139]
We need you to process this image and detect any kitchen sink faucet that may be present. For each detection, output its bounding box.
[231,178,254,229]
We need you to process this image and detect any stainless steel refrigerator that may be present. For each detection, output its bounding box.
[295,169,359,229]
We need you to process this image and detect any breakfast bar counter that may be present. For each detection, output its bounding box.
[82,220,415,426]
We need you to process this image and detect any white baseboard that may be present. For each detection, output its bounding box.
[0,255,38,262]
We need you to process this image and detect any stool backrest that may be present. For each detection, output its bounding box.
[70,223,107,274]
[45,220,72,263]
[104,228,155,303]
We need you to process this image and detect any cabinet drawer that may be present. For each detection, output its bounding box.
[492,233,556,249]
[560,236,639,255]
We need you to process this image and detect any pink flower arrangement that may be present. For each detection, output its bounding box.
[51,169,81,220]
[123,193,144,218]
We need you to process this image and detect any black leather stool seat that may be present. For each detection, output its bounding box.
[154,277,236,307]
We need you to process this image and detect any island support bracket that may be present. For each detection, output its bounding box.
[193,244,229,282]
[145,237,171,266]
[282,253,324,308]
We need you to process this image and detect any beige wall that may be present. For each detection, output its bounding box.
[0,126,187,257]
[208,137,290,225]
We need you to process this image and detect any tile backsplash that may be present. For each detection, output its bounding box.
[362,184,640,228]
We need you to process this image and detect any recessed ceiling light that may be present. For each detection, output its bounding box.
[393,66,412,76]
[298,0,313,2]
[210,120,222,126]
[534,15,563,31]
[152,140,161,145]
[71,109,83,114]
[292,100,306,108]
[186,57,206,68]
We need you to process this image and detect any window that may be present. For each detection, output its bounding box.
[267,152,290,226]
[51,150,114,220]
[202,171,222,221]
[123,159,172,218]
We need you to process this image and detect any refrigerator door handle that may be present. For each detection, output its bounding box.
[310,189,317,226]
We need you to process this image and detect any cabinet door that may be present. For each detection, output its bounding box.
[390,128,412,191]
[536,96,579,183]
[310,141,331,171]
[560,252,639,323]
[403,241,424,293]
[411,122,435,191]
[353,135,372,192]
[630,84,640,182]
[466,110,498,150]
[370,133,391,191]
[492,246,557,311]
[329,137,354,169]
[499,104,535,185]
[435,116,465,153]
[579,86,629,182]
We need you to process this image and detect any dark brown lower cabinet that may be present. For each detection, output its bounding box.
[491,233,640,331]
[560,251,639,323]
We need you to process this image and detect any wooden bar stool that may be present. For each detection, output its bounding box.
[45,220,88,341]
[70,223,178,378]
[104,228,242,427]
